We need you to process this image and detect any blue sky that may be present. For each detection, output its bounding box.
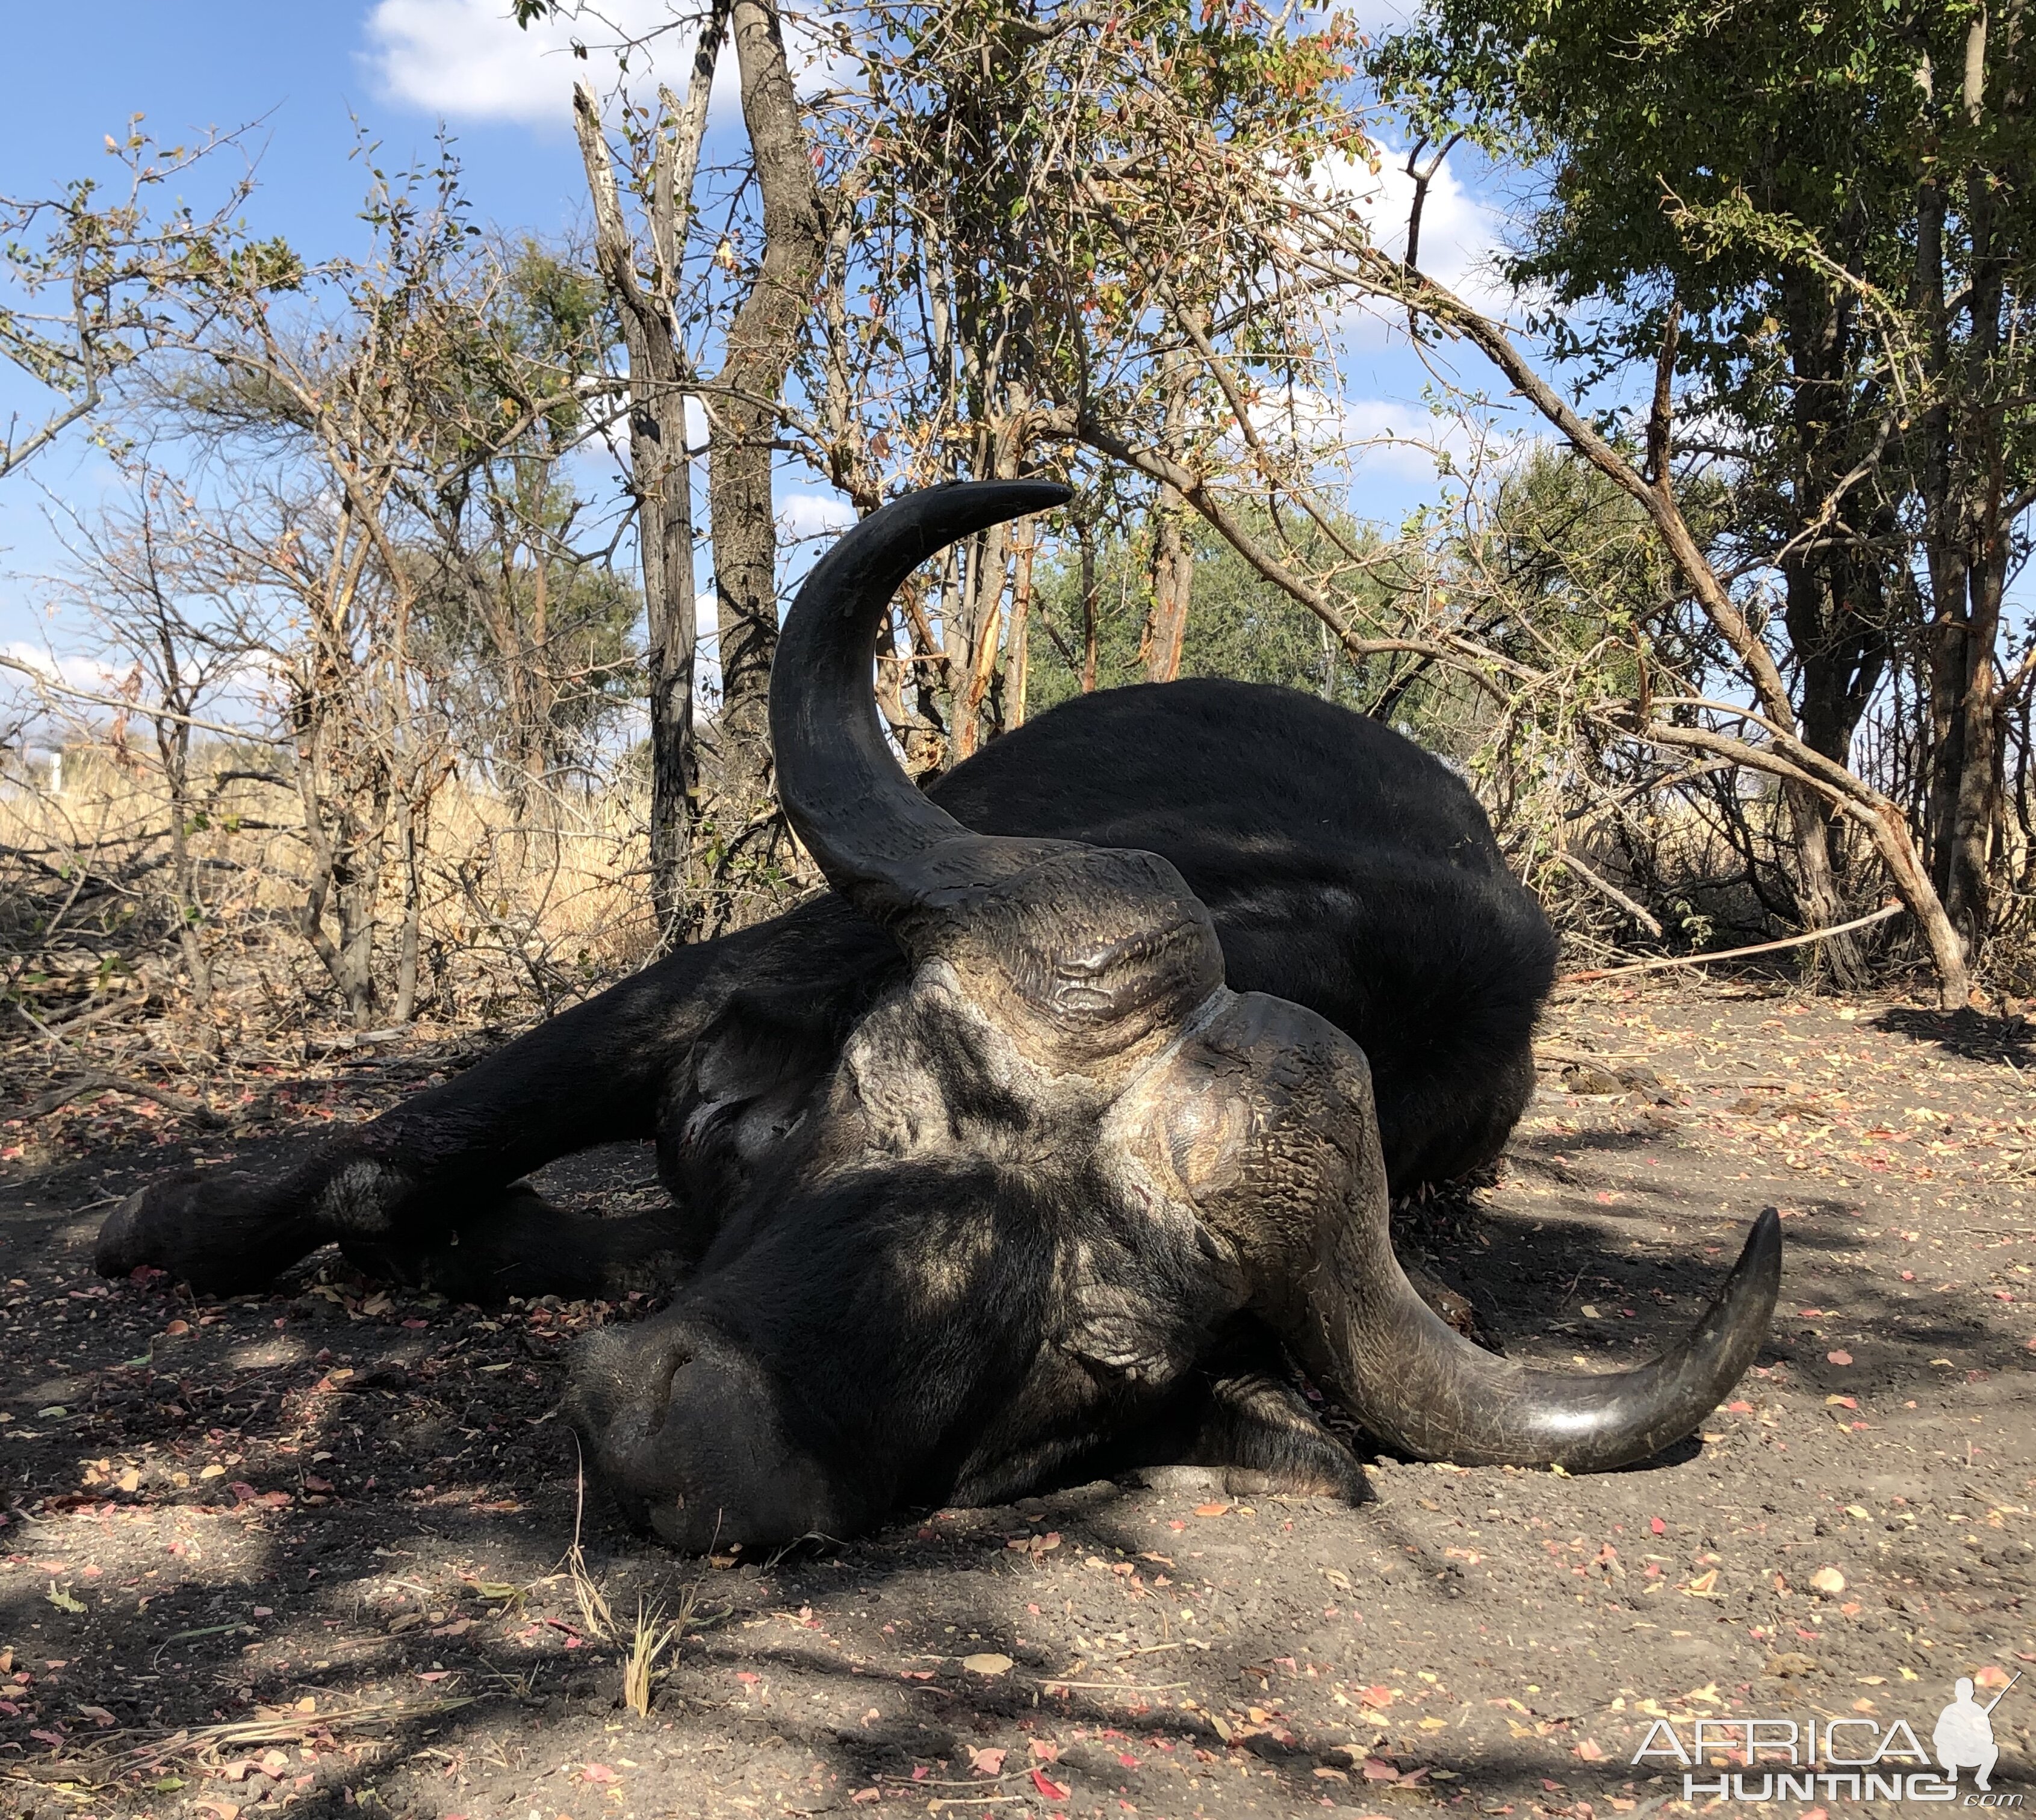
[0,0,1497,660]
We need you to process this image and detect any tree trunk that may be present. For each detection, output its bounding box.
[1141,488,1193,683]
[1004,527,1036,729]
[1140,348,1194,683]
[706,0,825,835]
[573,80,706,945]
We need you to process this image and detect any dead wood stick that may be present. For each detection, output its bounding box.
[29,1072,222,1124]
[1546,852,1665,938]
[1560,902,1903,983]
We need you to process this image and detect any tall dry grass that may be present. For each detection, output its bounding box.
[2,742,663,1052]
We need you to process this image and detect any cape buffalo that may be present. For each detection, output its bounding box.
[97,480,1780,1550]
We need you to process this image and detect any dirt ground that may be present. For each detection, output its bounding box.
[1,976,2031,1820]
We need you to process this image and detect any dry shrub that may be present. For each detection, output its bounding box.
[1,739,662,1049]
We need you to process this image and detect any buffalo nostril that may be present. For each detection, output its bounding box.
[639,1344,695,1441]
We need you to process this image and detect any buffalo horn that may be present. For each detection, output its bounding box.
[1300,1201,1782,1471]
[771,480,1075,926]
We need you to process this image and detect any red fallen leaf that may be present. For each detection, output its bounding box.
[1727,1400,1752,1413]
[164,1320,190,1337]
[302,1476,333,1493]
[734,1671,762,1685]
[911,1766,930,1781]
[1994,1290,2016,1302]
[1361,1756,1401,1781]
[417,1671,450,1683]
[1650,1517,1666,1535]
[1541,1778,1564,1792]
[1029,1769,1070,1800]
[899,1670,935,1680]
[0,1700,19,1716]
[30,1728,64,1745]
[851,1792,881,1806]
[1574,1739,1605,1761]
[1827,1350,1853,1366]
[581,1764,617,1784]
[1167,1519,1187,1532]
[1901,1271,1916,1282]
[402,1317,430,1328]
[969,1746,1007,1775]
[1358,1684,1394,1707]
[78,1704,116,1727]
[1193,1502,1229,1517]
[1029,1740,1061,1762]
[1118,1752,1140,1768]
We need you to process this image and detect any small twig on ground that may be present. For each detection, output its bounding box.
[1560,900,1904,983]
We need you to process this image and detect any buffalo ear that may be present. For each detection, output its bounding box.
[665,986,858,1216]
[690,986,852,1107]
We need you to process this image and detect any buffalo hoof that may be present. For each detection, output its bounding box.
[95,1156,329,1295]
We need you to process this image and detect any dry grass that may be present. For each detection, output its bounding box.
[1,743,660,1040]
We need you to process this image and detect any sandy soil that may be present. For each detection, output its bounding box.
[1,978,2031,1820]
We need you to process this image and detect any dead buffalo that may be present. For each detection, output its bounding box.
[97,480,1780,1550]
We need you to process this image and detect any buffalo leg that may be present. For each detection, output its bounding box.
[96,899,887,1295]
[340,1184,691,1305]
[1164,1368,1371,1499]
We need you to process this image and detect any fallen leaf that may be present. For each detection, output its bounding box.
[1194,1502,1229,1517]
[1977,1665,2014,1689]
[45,1582,85,1614]
[969,1746,1007,1775]
[580,1765,617,1784]
[1827,1350,1853,1366]
[1029,1769,1070,1800]
[77,1704,116,1727]
[1810,1567,1847,1596]
[962,1653,1013,1677]
[1358,1683,1395,1708]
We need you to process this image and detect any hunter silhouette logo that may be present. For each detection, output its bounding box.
[1631,1670,2022,1804]
[1936,1673,2017,1792]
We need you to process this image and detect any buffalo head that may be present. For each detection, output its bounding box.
[563,481,1781,1551]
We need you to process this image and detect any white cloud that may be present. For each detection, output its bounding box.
[361,0,837,128]
[1237,384,1522,488]
[362,0,683,126]
[777,491,857,543]
[2,640,125,699]
[1309,146,1510,309]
